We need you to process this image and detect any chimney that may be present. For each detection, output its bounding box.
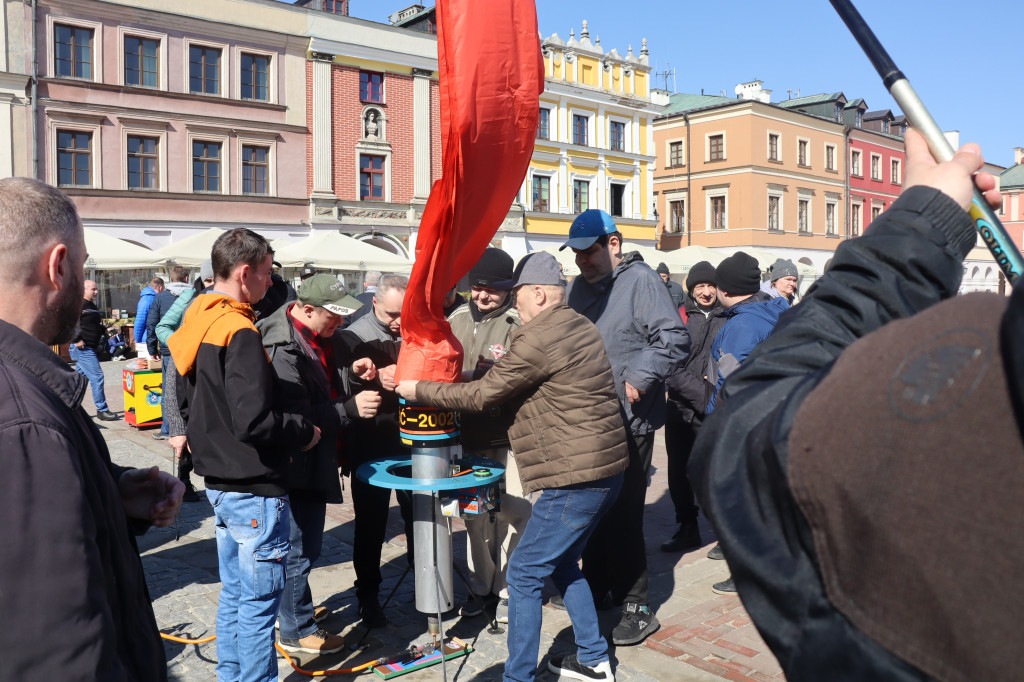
[1015,147,1024,165]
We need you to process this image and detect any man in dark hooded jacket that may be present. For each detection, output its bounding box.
[689,130,1021,681]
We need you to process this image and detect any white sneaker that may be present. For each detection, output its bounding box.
[548,653,614,681]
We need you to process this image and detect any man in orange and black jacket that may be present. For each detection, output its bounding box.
[169,228,320,682]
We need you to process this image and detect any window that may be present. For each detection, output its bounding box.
[855,110,863,128]
[572,114,588,146]
[768,196,781,231]
[882,120,890,134]
[709,134,724,161]
[531,175,549,212]
[834,103,843,122]
[851,203,861,236]
[872,206,881,222]
[126,136,158,190]
[798,139,809,166]
[360,155,385,200]
[241,53,270,101]
[573,179,589,213]
[192,141,221,192]
[825,145,836,171]
[669,200,685,233]
[537,108,550,140]
[55,24,93,79]
[768,133,779,161]
[851,150,862,176]
[189,46,221,95]
[360,71,383,103]
[609,184,625,217]
[891,158,901,184]
[57,130,92,187]
[242,145,269,195]
[798,199,810,233]
[609,121,625,152]
[711,195,726,229]
[124,36,158,87]
[826,202,837,235]
[669,141,684,167]
[871,154,881,181]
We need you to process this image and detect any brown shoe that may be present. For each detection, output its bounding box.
[279,628,345,654]
[313,605,329,623]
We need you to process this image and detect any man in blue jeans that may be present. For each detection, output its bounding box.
[399,252,629,681]
[170,228,321,682]
[71,279,119,421]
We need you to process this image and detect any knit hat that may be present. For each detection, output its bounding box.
[469,248,515,290]
[686,261,718,292]
[200,258,214,282]
[769,258,799,282]
[715,252,761,295]
[656,262,670,276]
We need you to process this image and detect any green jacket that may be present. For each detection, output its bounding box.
[155,286,196,345]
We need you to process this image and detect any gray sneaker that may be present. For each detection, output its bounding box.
[611,602,659,646]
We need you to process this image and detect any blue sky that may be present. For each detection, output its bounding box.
[337,0,1022,168]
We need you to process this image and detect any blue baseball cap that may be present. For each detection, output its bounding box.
[560,209,618,251]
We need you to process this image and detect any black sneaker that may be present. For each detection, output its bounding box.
[359,599,387,629]
[459,593,497,617]
[95,411,120,421]
[547,653,614,681]
[182,485,200,503]
[660,521,702,553]
[707,544,725,560]
[611,602,660,646]
[712,577,737,595]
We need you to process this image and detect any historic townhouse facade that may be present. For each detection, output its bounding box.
[517,22,661,256]
[31,0,310,251]
[653,82,847,275]
[303,9,441,258]
[1,0,32,179]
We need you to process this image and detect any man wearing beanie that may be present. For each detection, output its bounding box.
[661,261,722,553]
[760,258,800,302]
[701,251,789,594]
[656,262,685,309]
[447,248,530,624]
[562,208,690,646]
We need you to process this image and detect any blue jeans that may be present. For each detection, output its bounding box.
[503,474,623,682]
[69,344,108,412]
[207,490,290,682]
[159,359,170,434]
[277,489,327,641]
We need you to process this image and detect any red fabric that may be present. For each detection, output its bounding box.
[395,0,543,383]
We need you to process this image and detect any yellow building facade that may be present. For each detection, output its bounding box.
[512,21,662,253]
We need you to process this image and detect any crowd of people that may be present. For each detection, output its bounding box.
[1,126,1019,682]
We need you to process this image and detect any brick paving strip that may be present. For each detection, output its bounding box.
[88,359,786,681]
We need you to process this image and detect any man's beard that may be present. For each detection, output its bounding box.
[46,271,84,346]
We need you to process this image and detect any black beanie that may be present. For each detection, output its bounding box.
[715,252,761,295]
[469,248,515,290]
[686,261,717,292]
[656,262,670,275]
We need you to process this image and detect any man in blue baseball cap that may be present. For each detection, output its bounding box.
[561,209,690,646]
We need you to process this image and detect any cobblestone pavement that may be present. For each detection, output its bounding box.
[91,359,784,681]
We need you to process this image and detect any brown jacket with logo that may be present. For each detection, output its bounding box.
[417,303,628,494]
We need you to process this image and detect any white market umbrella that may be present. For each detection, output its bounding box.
[275,232,412,273]
[730,246,817,280]
[157,227,226,267]
[83,228,165,270]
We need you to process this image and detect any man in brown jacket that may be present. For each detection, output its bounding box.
[397,252,628,682]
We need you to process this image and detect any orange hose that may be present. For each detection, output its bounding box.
[159,631,378,676]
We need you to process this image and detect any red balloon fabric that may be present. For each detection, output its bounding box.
[395,0,543,384]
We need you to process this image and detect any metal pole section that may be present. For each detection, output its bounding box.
[830,0,1024,284]
[411,445,453,615]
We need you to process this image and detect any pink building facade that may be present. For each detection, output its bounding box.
[847,129,905,236]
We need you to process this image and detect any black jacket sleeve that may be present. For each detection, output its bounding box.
[688,186,976,681]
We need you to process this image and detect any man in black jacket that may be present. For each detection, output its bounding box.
[257,274,379,655]
[0,177,182,681]
[71,278,119,421]
[338,273,414,628]
[690,131,1019,681]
